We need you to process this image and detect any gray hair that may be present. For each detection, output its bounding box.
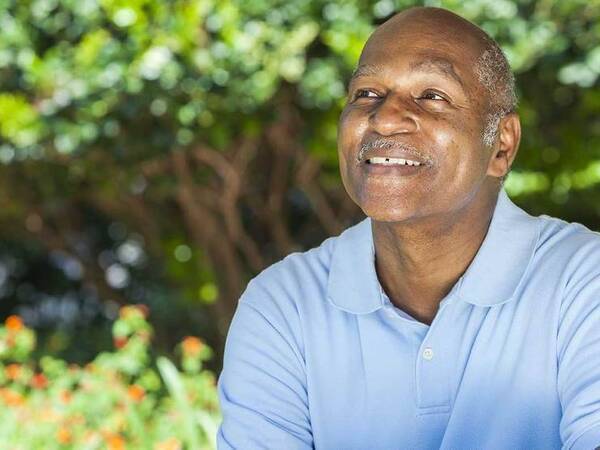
[474,36,517,185]
[475,36,518,147]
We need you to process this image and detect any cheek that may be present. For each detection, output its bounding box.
[432,113,477,145]
[338,109,368,163]
[337,110,354,190]
[428,118,488,182]
[338,108,361,138]
[337,108,370,201]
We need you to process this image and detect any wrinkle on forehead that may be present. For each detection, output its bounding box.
[349,55,467,96]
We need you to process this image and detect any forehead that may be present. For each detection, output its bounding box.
[357,19,485,80]
[353,36,485,98]
[352,53,467,89]
[362,10,486,66]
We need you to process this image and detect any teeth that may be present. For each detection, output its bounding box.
[367,157,422,166]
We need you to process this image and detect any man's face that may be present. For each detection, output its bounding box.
[338,22,496,223]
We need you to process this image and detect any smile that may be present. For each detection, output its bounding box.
[362,159,427,176]
[365,157,423,166]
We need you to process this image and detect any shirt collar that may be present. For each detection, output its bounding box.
[326,188,541,314]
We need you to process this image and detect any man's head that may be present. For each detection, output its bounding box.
[337,7,521,223]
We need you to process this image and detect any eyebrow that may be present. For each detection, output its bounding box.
[410,57,466,89]
[349,57,466,92]
[347,64,385,92]
[350,63,386,80]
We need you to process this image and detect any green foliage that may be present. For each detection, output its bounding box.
[0,0,598,203]
[0,308,220,449]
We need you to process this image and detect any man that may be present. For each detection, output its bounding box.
[217,7,600,450]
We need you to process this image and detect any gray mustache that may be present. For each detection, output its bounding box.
[357,139,431,164]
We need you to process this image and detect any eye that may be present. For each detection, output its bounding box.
[418,91,447,101]
[353,89,381,100]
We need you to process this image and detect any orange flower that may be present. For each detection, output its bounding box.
[154,437,182,450]
[0,388,24,406]
[31,373,48,389]
[181,336,203,356]
[5,363,21,380]
[105,433,125,450]
[119,304,147,320]
[59,389,72,404]
[127,384,145,402]
[5,315,23,332]
[56,426,71,444]
[113,336,128,349]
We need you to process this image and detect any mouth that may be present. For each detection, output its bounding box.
[360,155,430,176]
[356,139,433,176]
[364,157,425,167]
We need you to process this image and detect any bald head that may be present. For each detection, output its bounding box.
[362,7,517,146]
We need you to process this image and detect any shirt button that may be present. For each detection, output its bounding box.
[422,347,434,360]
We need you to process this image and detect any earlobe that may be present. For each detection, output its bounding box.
[487,113,521,178]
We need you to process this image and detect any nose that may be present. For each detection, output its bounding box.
[368,94,419,136]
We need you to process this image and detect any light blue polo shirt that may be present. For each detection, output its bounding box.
[217,188,600,450]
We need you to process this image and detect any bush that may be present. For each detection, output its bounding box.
[0,306,221,449]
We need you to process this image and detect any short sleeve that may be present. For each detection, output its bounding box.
[216,281,313,450]
[557,270,600,450]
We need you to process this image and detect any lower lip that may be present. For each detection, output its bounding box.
[362,162,427,176]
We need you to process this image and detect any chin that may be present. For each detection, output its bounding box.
[358,199,420,223]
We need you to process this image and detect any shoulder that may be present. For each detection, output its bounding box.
[239,231,339,314]
[534,214,600,315]
[535,214,600,272]
[231,232,343,359]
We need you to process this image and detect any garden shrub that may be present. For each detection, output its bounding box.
[0,305,221,449]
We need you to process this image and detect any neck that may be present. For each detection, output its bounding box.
[372,187,500,324]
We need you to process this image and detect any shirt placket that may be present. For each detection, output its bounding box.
[415,300,453,415]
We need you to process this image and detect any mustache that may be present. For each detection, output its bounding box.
[357,138,432,164]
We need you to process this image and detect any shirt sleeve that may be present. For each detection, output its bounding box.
[216,281,313,450]
[557,269,600,450]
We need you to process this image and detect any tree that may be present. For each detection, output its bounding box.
[0,0,598,364]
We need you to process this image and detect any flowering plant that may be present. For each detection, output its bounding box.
[0,306,221,449]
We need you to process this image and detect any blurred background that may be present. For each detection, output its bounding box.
[0,0,598,447]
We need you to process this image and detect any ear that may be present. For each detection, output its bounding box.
[487,112,521,178]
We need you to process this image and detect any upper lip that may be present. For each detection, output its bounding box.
[358,147,432,166]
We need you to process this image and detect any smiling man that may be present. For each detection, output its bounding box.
[217,7,600,450]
